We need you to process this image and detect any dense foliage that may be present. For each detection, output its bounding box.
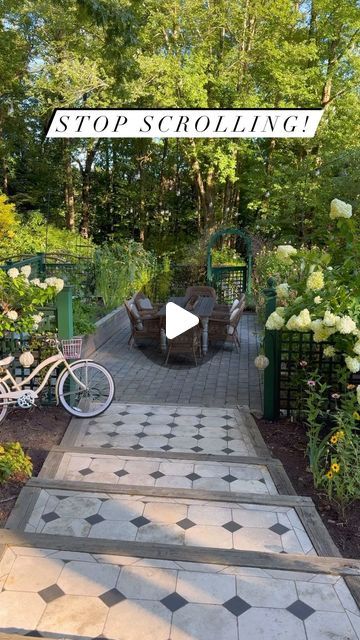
[0,441,33,484]
[0,0,359,254]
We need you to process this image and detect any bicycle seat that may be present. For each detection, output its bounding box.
[0,355,14,367]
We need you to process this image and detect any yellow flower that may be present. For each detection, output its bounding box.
[306,271,324,291]
[353,412,360,421]
[331,462,340,473]
[326,470,333,479]
[0,445,4,454]
[337,430,345,440]
[330,434,338,444]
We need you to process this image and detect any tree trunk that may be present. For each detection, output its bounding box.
[79,140,100,238]
[63,140,75,232]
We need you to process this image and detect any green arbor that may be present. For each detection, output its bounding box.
[206,228,252,303]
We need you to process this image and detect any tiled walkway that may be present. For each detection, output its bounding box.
[93,312,262,410]
[1,402,360,640]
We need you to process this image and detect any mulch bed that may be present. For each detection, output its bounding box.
[256,416,360,559]
[0,406,70,526]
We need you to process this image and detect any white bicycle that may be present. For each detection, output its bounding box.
[0,338,115,423]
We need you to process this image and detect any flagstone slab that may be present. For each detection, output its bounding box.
[0,547,359,640]
[17,489,317,556]
[53,451,278,494]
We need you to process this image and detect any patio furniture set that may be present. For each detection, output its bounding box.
[124,286,246,364]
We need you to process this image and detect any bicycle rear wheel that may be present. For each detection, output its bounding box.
[58,361,115,418]
[0,381,9,424]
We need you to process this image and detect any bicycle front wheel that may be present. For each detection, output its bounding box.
[58,361,115,418]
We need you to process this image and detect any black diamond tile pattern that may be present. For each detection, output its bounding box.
[101,443,113,449]
[150,471,165,479]
[39,584,65,603]
[114,420,124,426]
[79,468,93,476]
[140,421,150,427]
[118,411,129,416]
[176,518,196,530]
[131,516,150,528]
[222,474,237,483]
[286,600,315,620]
[161,592,188,612]
[42,512,60,523]
[222,448,234,454]
[186,473,201,481]
[25,631,42,637]
[135,432,146,438]
[100,588,126,607]
[223,414,233,420]
[115,470,129,478]
[269,523,290,535]
[145,412,154,416]
[223,521,242,533]
[193,434,204,440]
[85,513,105,525]
[161,445,173,451]
[107,432,118,437]
[223,596,251,616]
[131,444,143,450]
[191,446,203,452]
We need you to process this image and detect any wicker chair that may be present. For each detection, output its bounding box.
[133,292,162,319]
[212,293,246,321]
[208,298,245,352]
[185,286,217,300]
[165,327,202,365]
[124,300,161,348]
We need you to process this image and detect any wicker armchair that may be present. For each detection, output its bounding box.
[124,300,161,348]
[185,286,217,300]
[133,292,162,319]
[165,327,202,365]
[208,300,245,352]
[212,293,246,321]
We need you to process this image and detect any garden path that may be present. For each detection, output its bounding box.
[92,311,263,411]
[1,401,360,640]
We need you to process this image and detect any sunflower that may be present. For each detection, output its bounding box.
[326,470,334,479]
[353,412,360,421]
[331,462,340,473]
[337,430,345,440]
[330,434,338,445]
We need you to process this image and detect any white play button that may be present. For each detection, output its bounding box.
[166,302,199,339]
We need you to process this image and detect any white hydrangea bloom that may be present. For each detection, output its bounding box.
[314,296,322,304]
[297,309,312,331]
[20,265,31,278]
[330,198,352,220]
[323,345,336,358]
[323,310,338,327]
[32,314,43,324]
[7,267,19,279]
[336,315,357,335]
[265,311,285,330]
[45,277,64,293]
[275,307,286,317]
[6,309,18,321]
[30,278,41,286]
[353,340,360,356]
[286,315,299,331]
[345,356,360,374]
[276,245,297,263]
[276,283,289,299]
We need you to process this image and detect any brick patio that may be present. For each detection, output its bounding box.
[93,312,263,411]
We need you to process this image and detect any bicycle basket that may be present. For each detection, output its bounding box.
[61,338,83,359]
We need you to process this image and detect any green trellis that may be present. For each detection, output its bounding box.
[206,228,252,303]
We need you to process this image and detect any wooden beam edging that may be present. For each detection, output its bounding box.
[0,543,7,563]
[0,529,359,577]
[295,505,341,558]
[50,445,281,466]
[26,476,313,508]
[236,405,271,457]
[4,486,41,532]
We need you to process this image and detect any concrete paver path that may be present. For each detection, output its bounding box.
[1,402,360,640]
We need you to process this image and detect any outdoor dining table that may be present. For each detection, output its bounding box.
[157,295,215,356]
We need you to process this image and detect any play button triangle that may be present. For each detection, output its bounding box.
[166,302,199,339]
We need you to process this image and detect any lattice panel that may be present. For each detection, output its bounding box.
[213,267,246,304]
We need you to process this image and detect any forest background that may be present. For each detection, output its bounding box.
[0,0,359,261]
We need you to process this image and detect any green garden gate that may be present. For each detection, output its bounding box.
[206,228,252,303]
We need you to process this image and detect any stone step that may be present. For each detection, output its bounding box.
[61,403,267,458]
[6,482,335,558]
[41,448,283,495]
[0,537,360,640]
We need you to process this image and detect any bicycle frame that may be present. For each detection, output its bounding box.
[0,352,87,406]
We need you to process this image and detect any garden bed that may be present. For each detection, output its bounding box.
[0,406,70,526]
[256,416,360,559]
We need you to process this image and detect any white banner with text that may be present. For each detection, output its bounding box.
[46,108,323,138]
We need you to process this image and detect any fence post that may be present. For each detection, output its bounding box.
[36,252,46,277]
[263,277,280,420]
[56,286,73,339]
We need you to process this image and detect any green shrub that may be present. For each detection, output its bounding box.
[94,241,156,310]
[0,442,33,484]
[73,298,97,336]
